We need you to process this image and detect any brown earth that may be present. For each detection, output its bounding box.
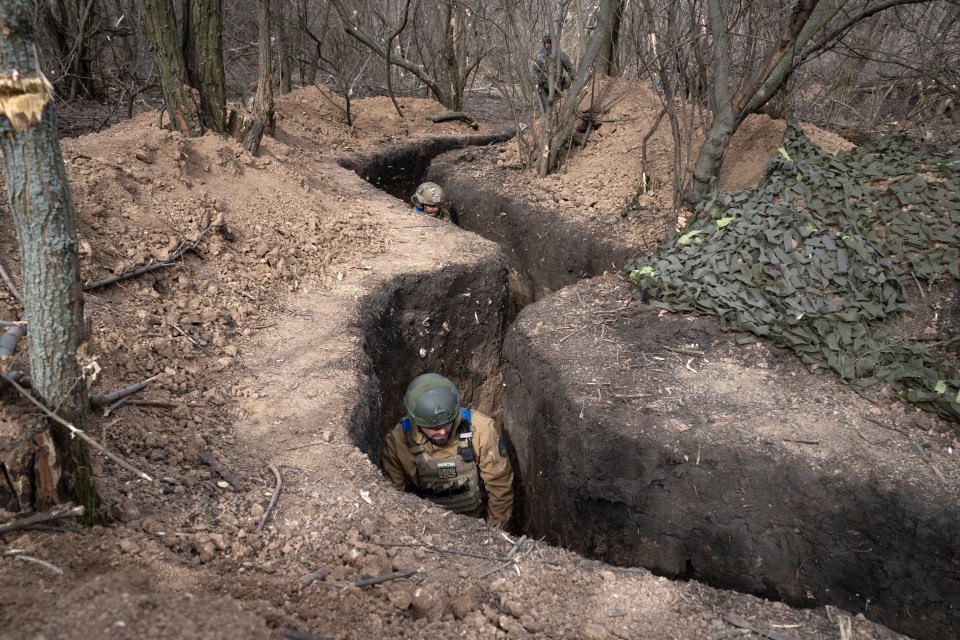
[0,80,947,640]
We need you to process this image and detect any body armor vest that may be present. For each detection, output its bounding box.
[402,409,485,513]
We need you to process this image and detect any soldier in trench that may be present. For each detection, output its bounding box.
[530,34,576,113]
[382,373,514,529]
[411,182,450,221]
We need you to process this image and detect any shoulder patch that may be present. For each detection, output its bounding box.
[497,437,507,457]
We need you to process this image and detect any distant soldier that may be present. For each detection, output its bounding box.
[411,181,459,224]
[411,182,445,217]
[382,373,514,529]
[530,34,575,113]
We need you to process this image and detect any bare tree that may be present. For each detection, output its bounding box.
[253,0,276,134]
[139,0,205,134]
[686,0,944,204]
[0,0,95,519]
[328,0,488,110]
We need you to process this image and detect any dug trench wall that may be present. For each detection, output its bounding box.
[427,150,646,314]
[502,277,960,640]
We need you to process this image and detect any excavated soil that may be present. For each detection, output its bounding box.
[0,81,946,640]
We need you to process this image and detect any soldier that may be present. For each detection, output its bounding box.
[530,34,575,113]
[411,182,445,217]
[382,373,514,529]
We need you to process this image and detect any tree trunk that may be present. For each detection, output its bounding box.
[254,0,276,135]
[276,0,293,94]
[139,0,205,136]
[191,0,227,132]
[540,0,616,177]
[0,0,95,520]
[686,0,845,204]
[597,0,625,76]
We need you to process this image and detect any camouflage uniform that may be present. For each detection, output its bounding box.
[530,39,575,112]
[383,409,514,528]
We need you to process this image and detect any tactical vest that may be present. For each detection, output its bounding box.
[402,409,485,514]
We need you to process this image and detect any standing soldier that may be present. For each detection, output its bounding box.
[530,34,575,113]
[382,373,514,529]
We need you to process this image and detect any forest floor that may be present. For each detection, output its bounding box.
[0,80,952,640]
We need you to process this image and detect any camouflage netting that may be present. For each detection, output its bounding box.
[626,124,960,422]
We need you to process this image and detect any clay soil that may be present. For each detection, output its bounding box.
[0,81,949,640]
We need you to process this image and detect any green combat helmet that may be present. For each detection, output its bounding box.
[403,373,461,428]
[412,182,444,208]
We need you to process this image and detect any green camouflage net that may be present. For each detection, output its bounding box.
[626,124,960,422]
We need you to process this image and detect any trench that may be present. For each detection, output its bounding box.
[337,139,959,640]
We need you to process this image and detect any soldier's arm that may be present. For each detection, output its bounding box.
[562,52,575,76]
[476,423,514,528]
[382,431,410,491]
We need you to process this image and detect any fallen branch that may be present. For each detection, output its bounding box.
[428,111,479,130]
[353,567,418,587]
[0,320,26,327]
[0,259,23,305]
[83,225,213,291]
[0,502,84,535]
[257,464,282,532]
[722,614,800,640]
[90,376,157,407]
[200,451,245,491]
[1,550,63,574]
[1,373,154,482]
[0,323,25,358]
[172,323,211,355]
[664,346,705,357]
[709,630,752,640]
[282,629,334,640]
[505,534,528,559]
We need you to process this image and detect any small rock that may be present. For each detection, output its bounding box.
[580,621,609,640]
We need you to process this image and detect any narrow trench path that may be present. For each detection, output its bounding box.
[343,141,960,640]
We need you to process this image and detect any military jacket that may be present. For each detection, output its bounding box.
[530,49,575,89]
[383,409,514,528]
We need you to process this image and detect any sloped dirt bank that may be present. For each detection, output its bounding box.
[427,147,660,313]
[503,275,960,640]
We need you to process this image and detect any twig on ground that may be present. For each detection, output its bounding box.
[301,568,328,587]
[353,567,418,587]
[709,630,752,640]
[1,550,64,574]
[911,441,950,487]
[664,346,706,357]
[282,629,334,640]
[505,535,528,559]
[0,502,84,535]
[380,541,505,561]
[478,557,519,579]
[172,323,211,355]
[83,225,213,291]
[90,376,157,408]
[1,374,153,482]
[200,452,245,491]
[257,464,282,532]
[0,260,23,305]
[722,614,800,640]
[782,438,820,445]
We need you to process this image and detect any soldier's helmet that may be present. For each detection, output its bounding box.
[543,34,552,45]
[412,182,445,208]
[403,373,461,428]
